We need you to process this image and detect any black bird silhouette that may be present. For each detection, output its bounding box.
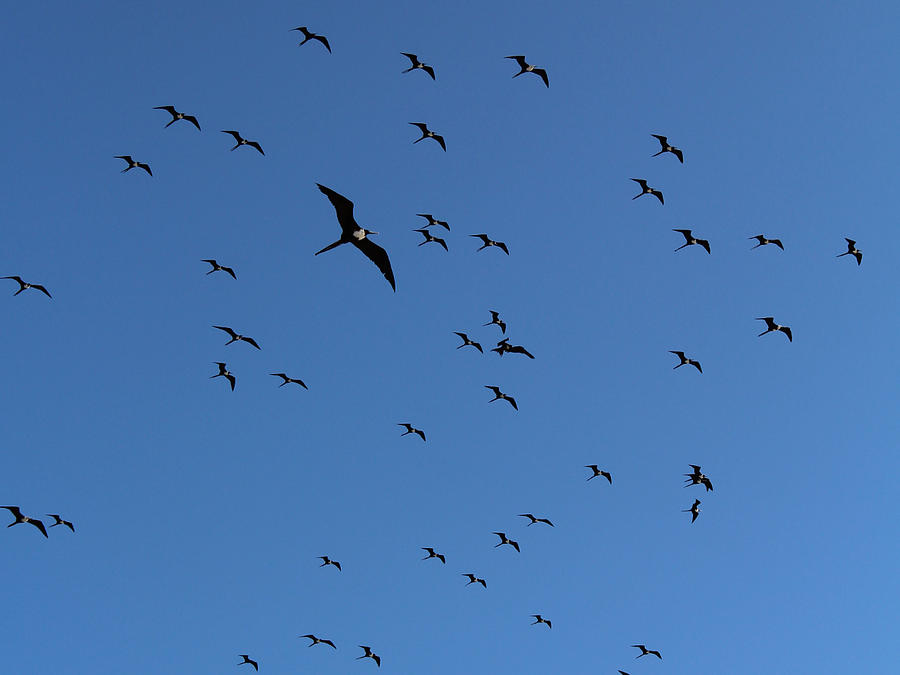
[409,122,446,151]
[401,53,435,79]
[618,671,632,675]
[238,654,258,670]
[485,385,517,410]
[651,134,684,163]
[684,464,714,492]
[154,105,200,130]
[492,338,534,359]
[416,213,450,230]
[673,229,711,254]
[837,237,862,265]
[470,234,509,255]
[210,362,235,390]
[631,179,663,204]
[414,228,448,251]
[463,573,487,588]
[115,155,152,176]
[531,614,552,628]
[670,351,702,373]
[749,235,784,250]
[632,644,662,659]
[398,423,426,442]
[454,332,483,353]
[756,316,792,342]
[314,184,396,291]
[2,506,48,537]
[356,645,381,667]
[493,531,520,552]
[292,26,331,53]
[683,499,701,523]
[319,555,341,571]
[213,326,261,350]
[46,514,74,532]
[221,130,264,155]
[300,634,336,649]
[2,276,51,298]
[202,259,237,279]
[484,310,506,333]
[518,513,554,527]
[270,373,307,389]
[585,465,612,484]
[421,547,446,563]
[505,55,549,87]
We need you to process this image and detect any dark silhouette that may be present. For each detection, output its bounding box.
[292,26,331,53]
[221,130,264,155]
[632,644,662,659]
[463,573,487,588]
[505,55,549,87]
[398,423,426,442]
[409,122,446,151]
[210,362,235,390]
[492,338,534,359]
[749,235,784,250]
[300,634,336,649]
[319,555,341,571]
[238,655,258,671]
[673,229,710,254]
[531,614,552,628]
[421,547,446,563]
[401,53,435,79]
[585,465,612,484]
[484,310,506,333]
[485,385,517,410]
[416,213,450,230]
[756,316,792,342]
[270,373,308,389]
[454,332,483,353]
[518,513,554,527]
[670,351,702,373]
[683,499,701,523]
[631,179,663,204]
[493,531,520,552]
[470,234,509,255]
[47,514,75,532]
[213,326,261,350]
[356,645,381,667]
[154,105,200,130]
[414,228,448,251]
[684,464,713,492]
[202,259,236,278]
[2,506,48,537]
[2,276,51,298]
[115,155,151,176]
[651,134,683,163]
[837,237,862,265]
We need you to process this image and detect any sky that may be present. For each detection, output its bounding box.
[2,1,899,673]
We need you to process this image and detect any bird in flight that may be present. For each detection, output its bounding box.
[238,654,258,671]
[837,238,862,265]
[319,555,341,571]
[2,276,51,298]
[683,499,701,523]
[401,53,435,79]
[300,634,336,649]
[454,332,483,353]
[531,614,552,628]
[585,465,612,484]
[202,259,236,279]
[398,423,426,442]
[485,385,518,410]
[115,155,152,176]
[46,514,75,532]
[210,362,235,390]
[470,234,509,255]
[414,228,448,251]
[518,513,554,527]
[749,235,784,250]
[2,506,48,537]
[270,373,307,389]
[684,464,714,492]
[631,179,663,204]
[356,645,381,667]
[673,229,711,254]
[409,122,446,151]
[756,316,792,342]
[670,351,702,373]
[492,338,534,359]
[632,644,662,659]
[292,26,331,53]
[416,213,450,231]
[651,134,684,163]
[484,310,506,334]
[314,184,396,291]
[493,531,520,552]
[421,547,446,563]
[505,55,549,87]
[213,326,261,350]
[154,105,201,130]
[463,573,487,588]
[221,130,264,155]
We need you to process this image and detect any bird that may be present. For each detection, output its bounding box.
[749,235,784,250]
[453,332,483,353]
[314,183,396,291]
[414,228,448,251]
[684,464,714,492]
[238,654,258,670]
[493,531,520,552]
[210,362,235,391]
[631,178,663,204]
[401,53,435,79]
[585,465,612,484]
[1,506,48,537]
[300,634,336,649]
[484,310,506,334]
[270,373,308,389]
[492,338,534,359]
[651,134,684,163]
[115,155,152,176]
[398,423,426,442]
[673,229,711,254]
[292,26,331,53]
[683,499,701,523]
[318,555,341,571]
[618,672,632,675]
[2,276,51,298]
[356,645,381,667]
[505,55,549,87]
[470,234,509,255]
[416,213,450,231]
[756,316,792,342]
[46,514,75,532]
[421,547,446,563]
[485,385,518,410]
[409,122,446,151]
[632,644,662,659]
[670,351,702,373]
[837,238,862,265]
[202,259,236,279]
[518,513,554,527]
[221,130,264,155]
[213,326,261,350]
[463,573,487,588]
[531,614,552,628]
[153,105,200,130]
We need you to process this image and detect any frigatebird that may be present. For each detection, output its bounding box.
[213,326,261,350]
[670,351,702,373]
[651,134,683,163]
[493,532,520,552]
[585,465,612,484]
[401,53,435,79]
[2,276,51,298]
[416,213,450,230]
[292,26,331,53]
[47,514,75,532]
[421,547,446,563]
[756,316,792,342]
[154,105,200,130]
[221,130,264,155]
[356,645,381,667]
[2,506,48,537]
[837,238,862,265]
[683,499,701,523]
[673,229,711,254]
[518,513,554,527]
[470,234,509,255]
[632,644,662,659]
[398,423,426,442]
[531,614,552,628]
[492,338,534,359]
[318,555,341,571]
[463,573,487,588]
[314,184,396,291]
[414,228,448,251]
[631,179,663,204]
[484,310,506,333]
[749,235,784,250]
[485,385,517,410]
[300,634,336,649]
[210,362,235,390]
[115,155,152,175]
[409,122,446,151]
[684,465,714,492]
[505,55,549,87]
[453,332,483,353]
[202,259,236,278]
[270,373,307,389]
[238,654,258,670]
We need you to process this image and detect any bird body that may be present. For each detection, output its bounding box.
[238,654,258,670]
[519,513,554,527]
[505,55,549,87]
[631,178,663,204]
[292,26,331,53]
[463,573,487,587]
[673,229,710,254]
[492,338,534,359]
[399,423,426,442]
[2,276,51,298]
[414,228,448,251]
[683,499,701,523]
[2,506,48,537]
[47,514,75,532]
[319,555,341,571]
[416,213,450,230]
[115,155,152,175]
[585,465,612,483]
[154,105,200,130]
[454,332,483,353]
[402,53,435,79]
[202,259,236,278]
[670,350,702,373]
[357,645,381,667]
[684,464,714,491]
[651,134,684,162]
[470,234,509,255]
[493,531,520,552]
[632,644,662,659]
[531,614,552,628]
[486,385,517,410]
[210,362,235,390]
[270,373,307,389]
[410,122,446,151]
[221,130,264,155]
[300,634,336,649]
[484,311,506,333]
[756,316,792,342]
[837,237,862,265]
[213,325,261,350]
[749,235,784,250]
[421,547,446,563]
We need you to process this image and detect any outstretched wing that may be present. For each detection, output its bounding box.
[316,183,357,236]
[355,237,396,291]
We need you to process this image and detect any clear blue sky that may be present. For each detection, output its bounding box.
[2,1,898,673]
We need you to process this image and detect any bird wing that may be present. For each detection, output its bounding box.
[772,239,784,250]
[652,134,668,146]
[402,52,418,64]
[423,65,435,79]
[781,326,792,342]
[602,471,612,484]
[293,378,308,390]
[30,518,49,537]
[155,105,177,115]
[534,68,549,87]
[410,122,428,133]
[506,396,518,410]
[699,239,711,254]
[184,115,201,130]
[415,429,426,441]
[139,163,152,176]
[631,178,647,187]
[225,374,236,390]
[243,337,261,350]
[506,55,527,67]
[316,183,357,236]
[222,266,237,279]
[214,325,238,338]
[315,34,331,52]
[247,141,264,155]
[672,148,684,163]
[496,242,510,255]
[435,237,448,251]
[511,540,520,552]
[354,237,396,291]
[32,284,52,298]
[2,506,22,518]
[434,134,446,151]
[691,361,702,373]
[674,229,692,239]
[222,130,242,142]
[652,190,664,204]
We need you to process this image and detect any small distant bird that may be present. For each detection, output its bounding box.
[416,213,450,231]
[484,310,506,333]
[2,276,51,298]
[673,229,711,254]
[356,645,381,667]
[492,338,534,359]
[749,235,784,250]
[292,26,331,53]
[618,671,632,675]
[631,179,663,204]
[531,614,552,628]
[485,385,517,410]
[46,514,75,532]
[463,573,487,588]
[651,134,684,163]
[632,644,662,659]
[210,362,235,390]
[505,55,549,87]
[683,499,701,523]
[414,228,448,251]
[670,351,702,373]
[319,555,341,571]
[154,105,200,130]
[837,238,862,265]
[238,655,258,671]
[398,423,426,442]
[221,130,264,155]
[300,634,336,649]
[213,326,261,350]
[493,531,520,552]
[409,122,446,151]
[115,155,152,176]
[401,53,435,79]
[585,465,612,484]
[454,332,483,353]
[421,547,446,563]
[270,373,308,389]
[470,234,509,255]
[202,259,236,279]
[2,506,48,537]
[756,316,792,342]
[518,513,554,527]
[684,464,714,492]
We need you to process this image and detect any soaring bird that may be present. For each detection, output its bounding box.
[416,213,450,230]
[485,385,517,410]
[356,645,381,667]
[238,654,258,670]
[837,238,862,265]
[46,514,75,532]
[300,634,336,649]
[651,134,684,163]
[684,464,714,492]
[463,573,487,588]
[756,316,792,342]
[618,672,632,675]
[673,229,711,254]
[670,351,702,373]
[484,310,506,333]
[421,547,446,563]
[493,531,520,552]
[518,513,554,527]
[2,276,51,298]
[115,155,152,176]
[414,228,448,251]
[213,326,261,350]
[531,614,552,628]
[505,55,549,87]
[398,423,426,442]
[2,506,48,537]
[453,332,483,353]
[221,130,264,155]
[270,373,308,389]
[683,499,701,523]
[492,338,534,359]
[202,259,236,278]
[631,178,663,204]
[401,53,435,79]
[749,235,784,250]
[409,122,446,151]
[292,26,331,53]
[632,644,662,659]
[210,362,235,390]
[318,555,341,571]
[314,183,396,291]
[470,234,509,255]
[154,105,200,130]
[585,465,612,484]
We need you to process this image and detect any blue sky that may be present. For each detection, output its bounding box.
[2,1,898,672]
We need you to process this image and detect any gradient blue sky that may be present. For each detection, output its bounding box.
[2,2,898,673]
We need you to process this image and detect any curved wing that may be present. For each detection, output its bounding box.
[316,183,357,235]
[354,237,396,291]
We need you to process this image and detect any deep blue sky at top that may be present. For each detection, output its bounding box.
[1,1,898,673]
